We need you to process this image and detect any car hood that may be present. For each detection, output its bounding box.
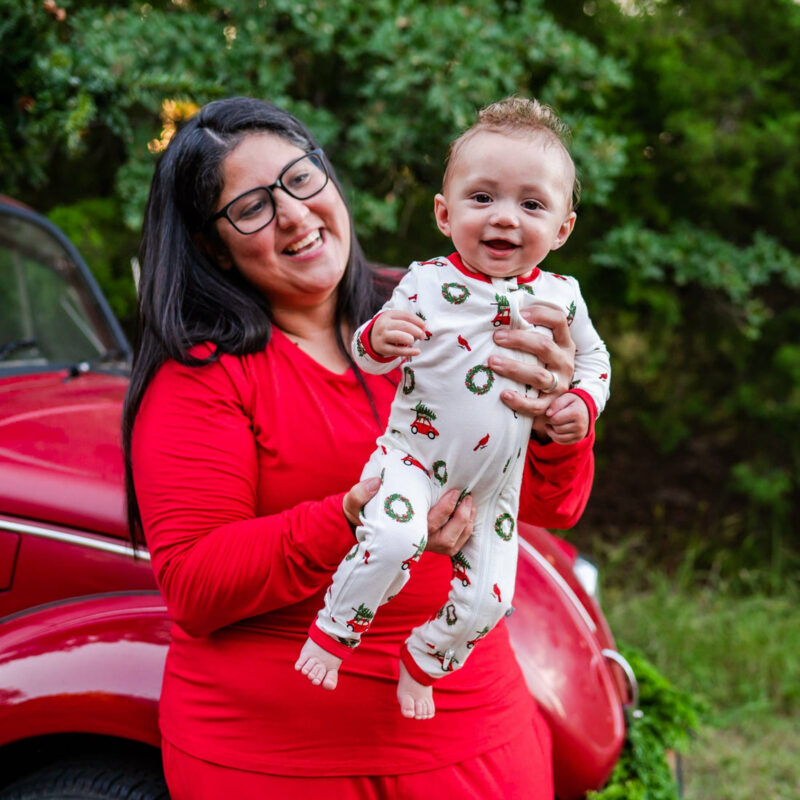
[0,370,129,538]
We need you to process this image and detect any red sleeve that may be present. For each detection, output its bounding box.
[518,407,596,530]
[131,354,355,638]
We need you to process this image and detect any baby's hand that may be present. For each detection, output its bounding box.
[539,392,590,445]
[370,311,428,358]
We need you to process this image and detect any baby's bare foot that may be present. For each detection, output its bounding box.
[295,638,342,690]
[397,660,435,720]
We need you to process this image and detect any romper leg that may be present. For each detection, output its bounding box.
[403,497,519,682]
[314,448,432,652]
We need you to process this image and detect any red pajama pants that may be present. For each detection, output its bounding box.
[162,716,553,800]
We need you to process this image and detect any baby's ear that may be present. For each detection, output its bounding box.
[551,211,576,251]
[433,194,451,238]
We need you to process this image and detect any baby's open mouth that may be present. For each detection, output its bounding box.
[484,239,517,251]
[285,230,323,255]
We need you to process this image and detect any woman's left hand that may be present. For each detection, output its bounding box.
[425,489,475,557]
[488,304,576,419]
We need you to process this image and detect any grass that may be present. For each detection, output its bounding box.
[601,573,800,799]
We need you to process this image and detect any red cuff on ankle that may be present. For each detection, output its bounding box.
[400,643,437,686]
[308,620,358,660]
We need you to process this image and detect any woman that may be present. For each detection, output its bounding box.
[123,96,596,799]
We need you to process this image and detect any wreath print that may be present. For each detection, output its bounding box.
[494,513,515,541]
[441,282,471,305]
[384,493,415,523]
[432,460,448,486]
[465,364,495,395]
[402,366,416,395]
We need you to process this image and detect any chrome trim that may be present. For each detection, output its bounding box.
[602,648,640,713]
[573,555,600,599]
[0,519,149,561]
[518,537,596,633]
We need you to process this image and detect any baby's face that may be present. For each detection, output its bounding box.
[434,130,576,279]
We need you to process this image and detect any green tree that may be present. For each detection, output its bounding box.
[544,0,800,578]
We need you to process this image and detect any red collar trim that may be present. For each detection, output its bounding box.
[448,252,540,284]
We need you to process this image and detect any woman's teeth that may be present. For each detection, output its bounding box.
[285,230,322,254]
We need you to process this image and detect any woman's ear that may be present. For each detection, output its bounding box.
[433,194,451,238]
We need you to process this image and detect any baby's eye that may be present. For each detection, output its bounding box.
[472,193,492,204]
[522,199,543,211]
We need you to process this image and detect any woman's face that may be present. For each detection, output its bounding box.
[212,133,351,313]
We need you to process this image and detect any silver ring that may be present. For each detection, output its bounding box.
[541,370,559,394]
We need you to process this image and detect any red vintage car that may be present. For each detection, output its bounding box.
[0,198,636,799]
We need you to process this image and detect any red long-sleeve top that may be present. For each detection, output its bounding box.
[131,327,595,776]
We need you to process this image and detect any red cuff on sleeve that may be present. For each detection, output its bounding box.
[400,643,438,686]
[568,387,598,425]
[360,314,398,364]
[308,619,360,660]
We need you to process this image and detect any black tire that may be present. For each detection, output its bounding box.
[0,757,169,800]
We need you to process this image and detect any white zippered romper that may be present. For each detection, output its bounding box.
[312,254,610,681]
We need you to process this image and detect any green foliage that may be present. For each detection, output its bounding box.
[2,0,799,567]
[589,645,706,800]
[600,577,800,798]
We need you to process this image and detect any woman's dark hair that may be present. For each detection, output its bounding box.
[123,96,382,546]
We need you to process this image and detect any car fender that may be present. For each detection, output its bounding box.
[508,522,626,800]
[0,592,168,748]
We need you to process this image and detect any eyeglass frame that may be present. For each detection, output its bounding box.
[206,148,329,235]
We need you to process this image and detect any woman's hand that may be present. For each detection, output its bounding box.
[425,489,474,556]
[342,477,381,527]
[488,304,576,420]
[343,481,474,556]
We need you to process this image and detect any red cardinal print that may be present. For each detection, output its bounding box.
[408,293,418,302]
[473,433,490,451]
[457,335,472,351]
[364,550,371,564]
[492,583,502,602]
[599,373,608,380]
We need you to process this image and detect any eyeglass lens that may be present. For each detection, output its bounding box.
[227,152,327,234]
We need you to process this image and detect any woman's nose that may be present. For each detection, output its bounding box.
[274,189,310,228]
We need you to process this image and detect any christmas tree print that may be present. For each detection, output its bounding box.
[413,401,436,421]
[402,535,427,570]
[491,294,511,327]
[451,551,472,586]
[346,603,375,633]
[410,401,439,439]
[466,626,490,649]
[415,311,432,340]
[566,301,576,325]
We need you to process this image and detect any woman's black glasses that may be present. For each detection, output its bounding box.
[208,149,329,235]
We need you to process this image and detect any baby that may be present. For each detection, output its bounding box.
[296,97,611,720]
